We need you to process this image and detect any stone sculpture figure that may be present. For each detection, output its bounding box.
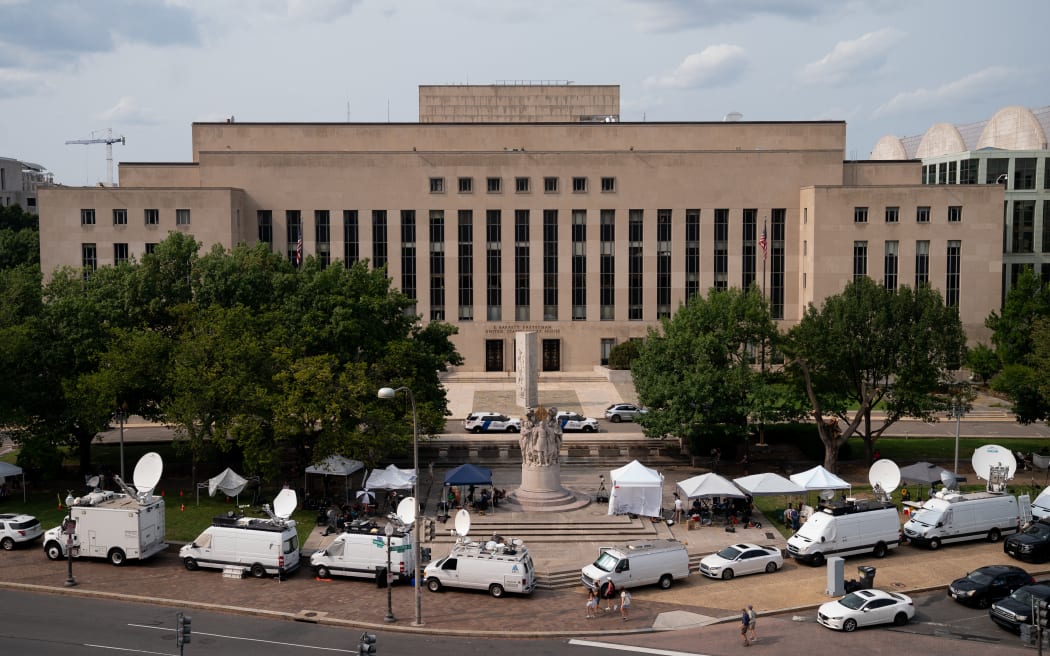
[519,405,562,467]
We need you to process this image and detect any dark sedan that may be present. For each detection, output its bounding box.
[990,583,1050,633]
[1005,519,1050,563]
[949,565,1034,608]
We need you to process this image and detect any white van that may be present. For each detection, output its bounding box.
[310,521,414,582]
[180,490,300,578]
[581,539,690,591]
[423,538,535,597]
[786,499,901,565]
[903,491,1023,549]
[1031,487,1050,520]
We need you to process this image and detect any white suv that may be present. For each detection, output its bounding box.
[0,512,43,550]
[604,403,648,423]
[464,412,521,433]
[555,411,599,433]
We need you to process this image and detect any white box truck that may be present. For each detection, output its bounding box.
[43,453,167,566]
[581,539,690,591]
[903,490,1023,549]
[424,538,535,597]
[786,499,902,566]
[310,520,414,582]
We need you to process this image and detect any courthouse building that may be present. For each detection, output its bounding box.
[38,84,1004,372]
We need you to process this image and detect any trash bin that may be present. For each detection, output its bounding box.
[844,565,876,592]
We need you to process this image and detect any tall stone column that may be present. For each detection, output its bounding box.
[515,331,538,410]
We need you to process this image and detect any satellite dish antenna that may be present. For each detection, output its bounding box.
[454,508,471,539]
[272,488,297,520]
[132,452,163,497]
[819,489,835,501]
[397,497,417,526]
[868,459,900,502]
[972,444,1017,480]
[85,475,100,489]
[940,470,958,492]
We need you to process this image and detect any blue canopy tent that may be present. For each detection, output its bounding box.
[443,463,492,486]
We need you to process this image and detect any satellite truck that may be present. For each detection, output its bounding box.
[43,452,167,566]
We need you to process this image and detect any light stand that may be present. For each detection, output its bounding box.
[384,522,396,623]
[378,386,423,626]
[64,493,77,587]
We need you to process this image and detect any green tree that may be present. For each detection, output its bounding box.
[986,267,1050,366]
[784,278,966,472]
[607,340,640,370]
[631,287,781,445]
[966,343,1000,383]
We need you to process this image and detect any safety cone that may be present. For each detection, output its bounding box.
[161,490,165,497]
[57,493,63,510]
[179,489,184,497]
[181,503,185,512]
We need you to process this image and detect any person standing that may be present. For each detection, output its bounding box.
[620,589,632,621]
[740,608,751,646]
[673,493,683,523]
[585,589,598,619]
[600,578,617,612]
[746,604,757,643]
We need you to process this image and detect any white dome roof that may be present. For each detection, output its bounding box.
[869,135,908,160]
[977,106,1047,150]
[916,123,966,158]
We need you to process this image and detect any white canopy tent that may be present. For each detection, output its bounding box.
[733,472,807,496]
[305,455,365,504]
[0,461,26,502]
[676,472,745,500]
[364,464,416,491]
[607,460,664,517]
[196,467,257,506]
[789,465,851,492]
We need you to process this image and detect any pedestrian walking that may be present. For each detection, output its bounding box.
[746,604,757,643]
[585,589,598,619]
[740,608,751,647]
[620,589,631,621]
[600,577,617,612]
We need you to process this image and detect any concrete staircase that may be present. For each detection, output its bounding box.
[421,439,687,468]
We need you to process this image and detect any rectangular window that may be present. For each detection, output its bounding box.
[922,165,930,185]
[343,210,359,266]
[601,338,615,366]
[1045,158,1050,190]
[628,209,643,320]
[937,162,947,184]
[457,210,473,321]
[515,177,530,193]
[947,206,962,223]
[885,206,899,223]
[601,177,615,192]
[458,177,472,193]
[915,240,930,288]
[1012,200,1035,253]
[315,210,330,269]
[429,177,445,193]
[599,210,614,320]
[572,177,587,193]
[742,209,757,290]
[514,210,530,320]
[853,240,868,280]
[770,208,785,319]
[543,210,558,320]
[81,243,97,274]
[286,210,302,265]
[960,159,979,184]
[145,208,159,225]
[883,240,898,291]
[571,209,586,320]
[113,209,127,225]
[685,209,700,301]
[486,177,502,193]
[1015,158,1037,190]
[372,210,388,269]
[486,210,501,321]
[986,158,1009,184]
[401,210,416,300]
[854,207,868,223]
[114,243,129,265]
[258,210,273,246]
[657,209,672,318]
[1043,202,1050,254]
[430,211,446,321]
[946,240,961,308]
[916,206,930,223]
[176,209,191,226]
[543,177,558,193]
[947,161,957,184]
[80,209,95,225]
[713,208,729,290]
[144,243,158,255]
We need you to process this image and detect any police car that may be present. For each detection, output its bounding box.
[464,412,521,433]
[555,411,599,433]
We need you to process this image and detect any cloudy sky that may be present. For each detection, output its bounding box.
[2,0,1048,186]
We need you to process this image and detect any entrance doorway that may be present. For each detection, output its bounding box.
[542,339,560,372]
[485,339,504,372]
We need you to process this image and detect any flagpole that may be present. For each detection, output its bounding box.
[761,218,767,372]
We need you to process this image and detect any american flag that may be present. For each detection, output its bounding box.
[295,223,303,267]
[759,225,767,260]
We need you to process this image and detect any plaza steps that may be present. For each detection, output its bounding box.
[420,439,688,468]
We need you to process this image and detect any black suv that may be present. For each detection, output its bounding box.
[1005,519,1050,563]
[948,564,1034,608]
[990,583,1050,633]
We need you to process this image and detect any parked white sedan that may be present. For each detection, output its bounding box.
[817,589,915,632]
[698,543,783,580]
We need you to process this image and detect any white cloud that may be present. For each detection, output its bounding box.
[644,45,747,89]
[629,0,882,32]
[0,68,48,98]
[800,27,904,86]
[873,66,1015,117]
[96,96,162,125]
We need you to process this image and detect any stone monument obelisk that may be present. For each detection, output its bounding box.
[515,331,538,410]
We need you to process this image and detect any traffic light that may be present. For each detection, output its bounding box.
[358,632,377,655]
[1038,600,1050,628]
[176,613,192,646]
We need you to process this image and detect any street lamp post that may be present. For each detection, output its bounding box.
[117,402,128,481]
[64,493,77,587]
[378,386,423,627]
[384,521,396,623]
[949,401,965,478]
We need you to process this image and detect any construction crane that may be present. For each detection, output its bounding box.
[65,128,126,186]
